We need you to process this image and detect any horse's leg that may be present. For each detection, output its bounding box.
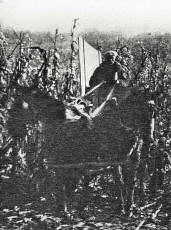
[149,148,165,197]
[61,170,85,219]
[77,171,103,216]
[126,137,143,212]
[77,174,92,212]
[54,179,73,219]
[138,161,149,203]
[62,184,68,214]
[115,165,126,214]
[150,115,155,141]
[138,119,154,199]
[11,138,21,175]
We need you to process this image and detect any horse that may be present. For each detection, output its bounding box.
[7,83,155,215]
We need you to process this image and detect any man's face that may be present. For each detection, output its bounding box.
[108,55,116,64]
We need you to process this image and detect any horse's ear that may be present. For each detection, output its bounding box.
[22,100,29,109]
[31,90,37,94]
[147,100,155,106]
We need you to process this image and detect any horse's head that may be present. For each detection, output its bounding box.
[7,87,67,139]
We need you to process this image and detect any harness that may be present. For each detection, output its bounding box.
[65,81,115,123]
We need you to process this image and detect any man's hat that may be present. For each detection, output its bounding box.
[104,50,118,59]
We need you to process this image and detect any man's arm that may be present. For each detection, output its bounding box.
[115,61,128,80]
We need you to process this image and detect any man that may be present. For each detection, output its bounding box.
[89,50,124,88]
[89,50,130,107]
[67,51,128,127]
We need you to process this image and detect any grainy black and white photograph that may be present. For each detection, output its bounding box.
[0,0,171,229]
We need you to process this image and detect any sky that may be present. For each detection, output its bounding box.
[0,0,171,35]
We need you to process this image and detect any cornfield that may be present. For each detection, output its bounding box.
[0,29,171,229]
